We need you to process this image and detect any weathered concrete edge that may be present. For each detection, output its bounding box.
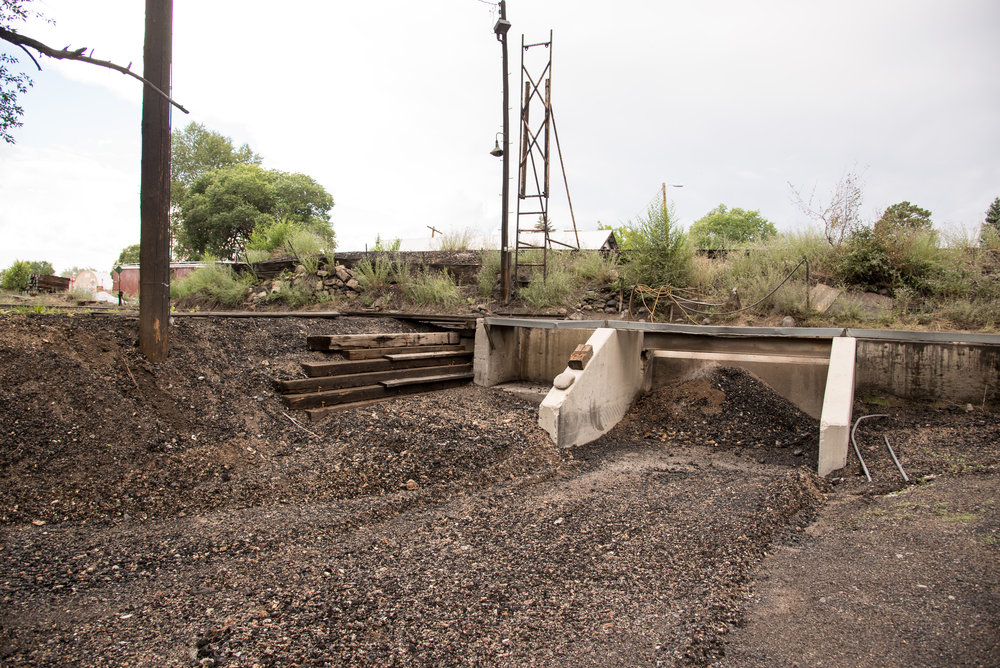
[818,337,858,476]
[482,317,1000,346]
[539,328,644,447]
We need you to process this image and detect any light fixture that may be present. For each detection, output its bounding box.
[490,132,504,157]
[494,17,511,38]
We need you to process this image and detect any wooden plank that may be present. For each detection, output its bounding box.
[304,376,476,421]
[283,384,389,410]
[343,344,465,360]
[173,311,341,319]
[302,351,472,377]
[568,344,593,370]
[307,332,459,351]
[278,364,472,394]
[383,350,475,362]
[379,371,474,389]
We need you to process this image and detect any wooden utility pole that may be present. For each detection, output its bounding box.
[496,1,512,304]
[139,0,172,362]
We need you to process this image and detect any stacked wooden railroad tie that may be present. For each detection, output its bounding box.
[275,332,474,421]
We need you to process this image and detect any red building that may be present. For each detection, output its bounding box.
[111,262,209,297]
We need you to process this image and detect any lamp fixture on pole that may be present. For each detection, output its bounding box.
[490,132,504,157]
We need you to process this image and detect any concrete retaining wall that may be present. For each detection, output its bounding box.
[474,320,594,386]
[855,338,1000,406]
[539,328,645,447]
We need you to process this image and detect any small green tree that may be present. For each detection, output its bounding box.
[25,260,53,275]
[981,197,1000,245]
[689,204,777,250]
[873,201,933,238]
[117,244,141,264]
[619,201,693,287]
[1,259,31,291]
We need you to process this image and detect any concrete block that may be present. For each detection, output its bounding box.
[818,336,857,476]
[539,328,643,448]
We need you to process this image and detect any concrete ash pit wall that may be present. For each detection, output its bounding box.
[853,332,1000,406]
[474,319,1000,475]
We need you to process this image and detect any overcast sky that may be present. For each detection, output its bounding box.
[1,0,998,274]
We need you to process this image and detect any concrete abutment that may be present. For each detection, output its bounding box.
[473,318,1000,476]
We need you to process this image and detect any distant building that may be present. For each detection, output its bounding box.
[112,262,211,297]
[71,270,101,293]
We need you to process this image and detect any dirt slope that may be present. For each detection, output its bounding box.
[1,313,997,666]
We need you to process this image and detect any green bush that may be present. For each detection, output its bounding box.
[1,260,31,292]
[835,227,896,291]
[170,262,253,307]
[404,266,460,308]
[518,267,574,308]
[619,202,694,288]
[567,251,620,285]
[354,255,396,293]
[477,250,501,299]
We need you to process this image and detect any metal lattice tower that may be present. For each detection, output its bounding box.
[514,31,580,287]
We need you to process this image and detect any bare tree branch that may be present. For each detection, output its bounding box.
[0,26,189,114]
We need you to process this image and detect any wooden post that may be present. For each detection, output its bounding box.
[498,0,512,304]
[139,0,172,362]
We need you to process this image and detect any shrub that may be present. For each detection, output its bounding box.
[477,250,501,298]
[835,227,895,291]
[354,256,395,293]
[1,260,31,292]
[518,267,574,308]
[568,251,620,285]
[439,228,474,251]
[404,267,460,308]
[170,262,253,307]
[619,202,694,288]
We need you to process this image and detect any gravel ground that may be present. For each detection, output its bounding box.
[1,313,997,666]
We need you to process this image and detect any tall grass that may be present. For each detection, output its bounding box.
[404,266,461,308]
[171,263,253,307]
[477,250,501,299]
[439,228,474,251]
[354,256,395,292]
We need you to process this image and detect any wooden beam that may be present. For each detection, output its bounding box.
[303,351,472,377]
[343,344,465,360]
[277,364,472,394]
[307,332,459,351]
[379,371,474,389]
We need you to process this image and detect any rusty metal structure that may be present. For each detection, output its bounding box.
[514,31,580,286]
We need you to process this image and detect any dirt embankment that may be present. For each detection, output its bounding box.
[1,313,997,666]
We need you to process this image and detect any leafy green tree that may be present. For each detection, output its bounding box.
[175,164,335,260]
[689,204,777,250]
[270,170,335,242]
[0,1,41,143]
[170,122,261,208]
[873,201,933,238]
[25,260,53,275]
[1,259,30,291]
[116,244,141,264]
[177,164,278,259]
